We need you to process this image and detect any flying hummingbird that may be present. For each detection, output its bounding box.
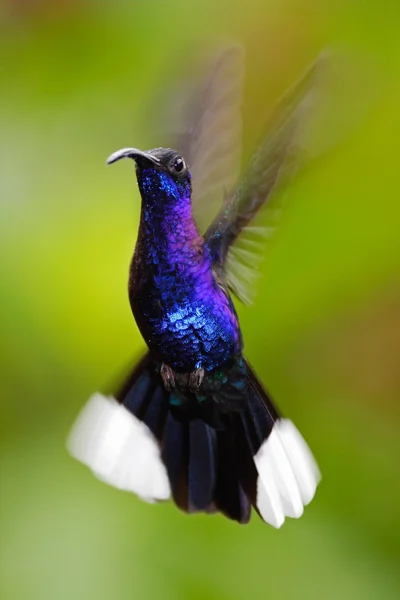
[68,47,323,527]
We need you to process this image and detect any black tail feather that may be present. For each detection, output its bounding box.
[162,411,189,511]
[187,419,217,511]
[115,353,154,403]
[214,416,251,523]
[160,414,219,514]
[122,369,155,417]
[234,416,259,515]
[141,386,168,441]
[242,366,279,451]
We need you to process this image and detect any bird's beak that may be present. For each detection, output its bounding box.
[106,147,161,166]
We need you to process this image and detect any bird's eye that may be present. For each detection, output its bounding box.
[173,156,185,173]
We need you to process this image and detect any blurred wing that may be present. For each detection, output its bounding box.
[205,54,324,304]
[155,44,244,234]
[206,50,377,304]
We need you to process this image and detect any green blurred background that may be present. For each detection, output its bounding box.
[1,1,400,599]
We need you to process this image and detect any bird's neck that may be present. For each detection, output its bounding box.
[138,191,204,263]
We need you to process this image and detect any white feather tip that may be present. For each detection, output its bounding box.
[67,393,171,503]
[254,419,321,528]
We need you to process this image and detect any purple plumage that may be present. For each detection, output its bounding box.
[129,161,241,373]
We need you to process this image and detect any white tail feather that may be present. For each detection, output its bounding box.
[67,393,171,502]
[254,419,320,527]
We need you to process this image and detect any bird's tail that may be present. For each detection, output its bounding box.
[68,353,320,527]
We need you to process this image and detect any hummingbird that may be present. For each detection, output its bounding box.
[68,47,322,527]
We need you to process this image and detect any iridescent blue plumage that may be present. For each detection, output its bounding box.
[129,155,241,375]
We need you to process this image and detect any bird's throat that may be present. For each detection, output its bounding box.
[137,171,204,263]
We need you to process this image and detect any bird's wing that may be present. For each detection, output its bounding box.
[205,50,377,305]
[204,53,326,304]
[153,44,245,234]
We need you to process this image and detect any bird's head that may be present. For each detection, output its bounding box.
[106,147,192,209]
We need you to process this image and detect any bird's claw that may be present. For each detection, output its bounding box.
[189,367,205,392]
[161,363,175,391]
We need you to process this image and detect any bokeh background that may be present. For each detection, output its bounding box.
[1,1,400,599]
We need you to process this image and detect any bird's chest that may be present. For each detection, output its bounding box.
[129,250,240,371]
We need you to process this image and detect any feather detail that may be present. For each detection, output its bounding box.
[67,393,171,502]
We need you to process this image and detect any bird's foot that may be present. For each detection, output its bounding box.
[188,366,205,392]
[160,363,176,392]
